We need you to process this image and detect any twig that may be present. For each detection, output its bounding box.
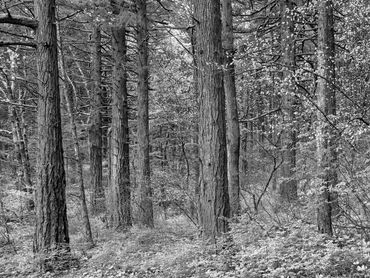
[254,157,282,212]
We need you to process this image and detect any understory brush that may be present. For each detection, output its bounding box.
[0,206,370,277]
[52,215,370,277]
[229,217,370,277]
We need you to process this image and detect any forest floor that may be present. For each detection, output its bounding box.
[1,211,370,278]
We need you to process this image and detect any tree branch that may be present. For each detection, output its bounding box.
[0,13,38,29]
[254,157,282,212]
[239,108,281,123]
[0,41,36,48]
[154,0,172,12]
[0,99,37,109]
[0,129,12,135]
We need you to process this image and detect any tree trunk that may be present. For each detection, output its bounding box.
[6,49,33,195]
[279,0,298,202]
[89,25,104,214]
[19,105,33,194]
[33,0,70,269]
[222,0,241,217]
[9,106,31,191]
[194,0,230,241]
[108,1,132,229]
[57,23,94,246]
[189,18,200,223]
[316,0,336,236]
[136,0,154,228]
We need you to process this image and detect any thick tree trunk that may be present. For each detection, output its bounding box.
[89,25,103,214]
[189,17,200,223]
[279,0,298,202]
[194,0,230,241]
[108,1,132,229]
[136,0,154,228]
[222,0,241,217]
[316,0,336,236]
[33,0,70,269]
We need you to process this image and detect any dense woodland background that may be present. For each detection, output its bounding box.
[0,0,370,277]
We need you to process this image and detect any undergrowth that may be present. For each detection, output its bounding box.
[1,212,370,278]
[1,182,369,278]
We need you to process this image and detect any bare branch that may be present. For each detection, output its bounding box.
[0,129,12,135]
[239,108,281,123]
[0,13,38,29]
[254,157,283,212]
[154,0,172,12]
[0,28,34,40]
[58,10,83,22]
[0,41,36,48]
[0,99,37,109]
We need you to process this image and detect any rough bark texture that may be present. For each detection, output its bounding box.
[89,25,103,214]
[33,0,70,268]
[195,0,230,241]
[316,0,336,236]
[109,2,132,228]
[136,0,154,228]
[279,0,298,202]
[222,0,241,217]
[189,14,200,223]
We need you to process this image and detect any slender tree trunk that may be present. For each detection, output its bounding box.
[194,0,230,241]
[222,0,241,217]
[108,1,132,229]
[57,24,94,246]
[33,0,70,269]
[89,25,103,214]
[9,105,33,209]
[7,49,33,195]
[240,84,250,196]
[136,0,154,228]
[67,45,90,98]
[316,0,336,236]
[106,127,112,224]
[19,105,33,194]
[9,107,31,191]
[279,0,298,202]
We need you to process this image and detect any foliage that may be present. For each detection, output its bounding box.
[1,205,370,278]
[231,219,370,277]
[1,0,370,276]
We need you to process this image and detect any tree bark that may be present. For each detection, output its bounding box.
[222,0,241,217]
[279,0,298,202]
[194,0,230,241]
[136,0,154,228]
[316,0,336,236]
[33,0,70,269]
[189,15,200,223]
[108,1,132,229]
[89,25,104,214]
